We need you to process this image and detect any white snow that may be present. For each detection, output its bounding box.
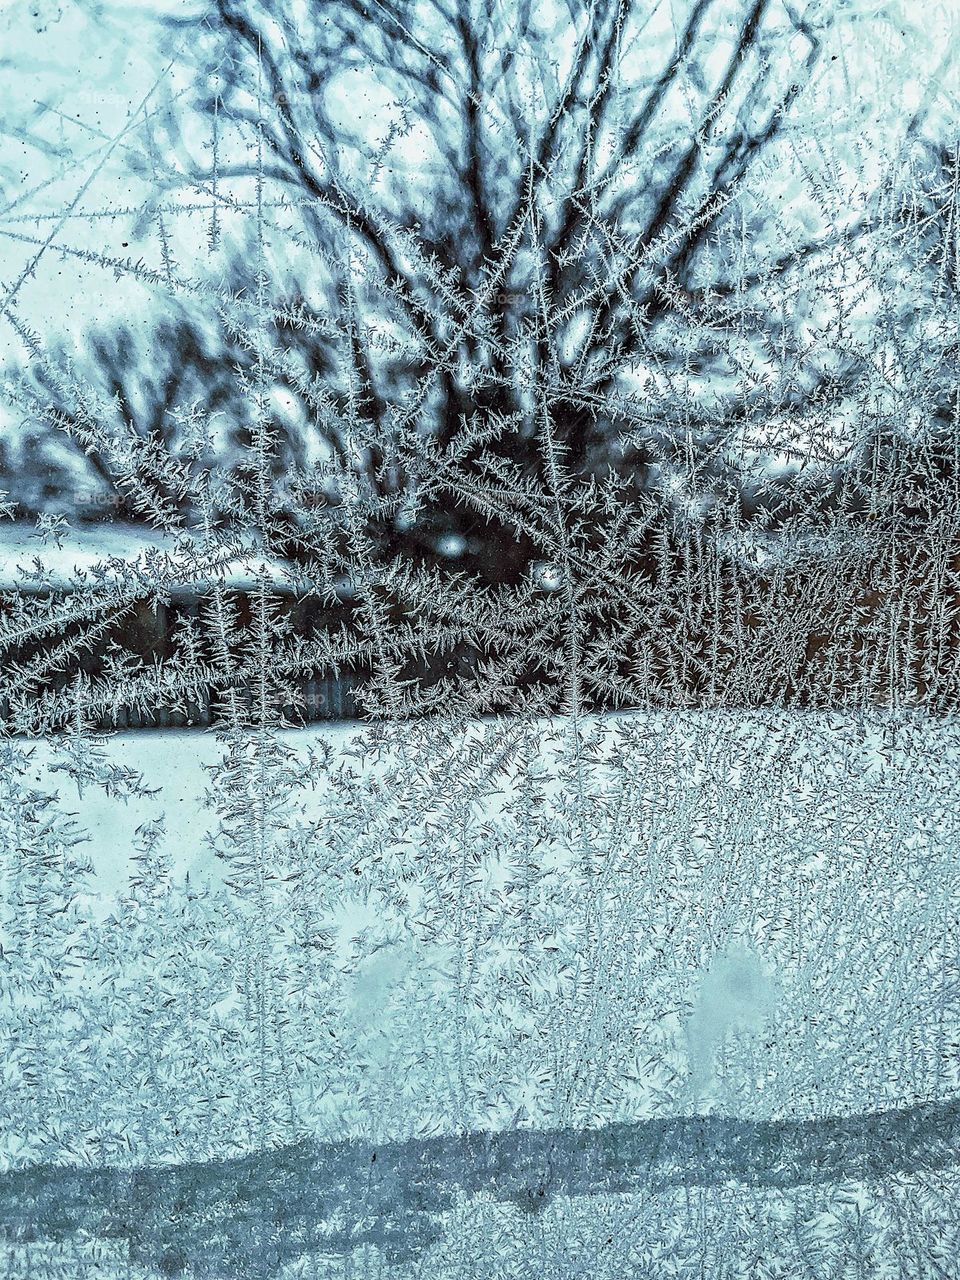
[11,709,958,1123]
[0,521,292,593]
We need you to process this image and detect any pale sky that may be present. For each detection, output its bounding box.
[0,0,958,364]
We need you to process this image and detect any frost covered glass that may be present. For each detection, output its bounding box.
[1,0,959,1275]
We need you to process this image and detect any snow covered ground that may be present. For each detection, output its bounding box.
[15,709,960,1111]
[3,709,959,1276]
[0,522,291,595]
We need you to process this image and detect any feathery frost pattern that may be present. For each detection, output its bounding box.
[0,0,959,1275]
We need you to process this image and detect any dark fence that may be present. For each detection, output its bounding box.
[3,521,960,732]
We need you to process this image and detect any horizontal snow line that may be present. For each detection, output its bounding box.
[2,1096,959,1272]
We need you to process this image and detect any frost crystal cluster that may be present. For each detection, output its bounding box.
[0,0,959,1275]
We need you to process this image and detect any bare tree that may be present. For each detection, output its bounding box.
[118,0,945,572]
[6,2,957,576]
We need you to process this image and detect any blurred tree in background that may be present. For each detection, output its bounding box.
[1,0,960,724]
[4,0,958,583]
